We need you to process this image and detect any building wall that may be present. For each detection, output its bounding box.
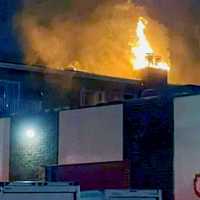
[124,97,174,200]
[59,104,123,164]
[174,94,200,200]
[10,112,58,181]
[0,118,10,181]
[0,65,140,115]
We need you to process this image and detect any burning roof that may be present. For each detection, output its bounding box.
[16,0,171,81]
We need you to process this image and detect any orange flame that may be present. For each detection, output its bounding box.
[132,17,170,71]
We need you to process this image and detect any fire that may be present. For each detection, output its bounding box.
[132,17,170,71]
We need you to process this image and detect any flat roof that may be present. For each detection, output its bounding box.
[0,61,141,85]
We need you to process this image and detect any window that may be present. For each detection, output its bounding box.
[80,89,106,106]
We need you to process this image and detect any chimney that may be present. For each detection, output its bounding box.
[140,54,168,88]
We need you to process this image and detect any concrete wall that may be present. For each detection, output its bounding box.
[59,104,123,164]
[10,113,58,181]
[0,118,10,181]
[174,94,200,200]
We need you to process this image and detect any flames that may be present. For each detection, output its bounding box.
[132,17,170,71]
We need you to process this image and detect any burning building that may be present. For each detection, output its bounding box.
[0,61,142,116]
[0,1,200,200]
[0,13,172,116]
[0,37,199,200]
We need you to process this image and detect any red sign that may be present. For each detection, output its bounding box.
[194,174,200,197]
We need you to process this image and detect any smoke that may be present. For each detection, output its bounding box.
[137,0,200,84]
[16,0,171,80]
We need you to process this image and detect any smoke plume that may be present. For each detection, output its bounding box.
[16,0,171,80]
[137,0,200,84]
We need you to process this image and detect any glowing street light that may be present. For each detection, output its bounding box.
[26,128,35,139]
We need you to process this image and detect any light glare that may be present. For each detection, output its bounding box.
[26,129,35,138]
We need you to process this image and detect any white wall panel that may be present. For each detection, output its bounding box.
[174,95,200,200]
[59,104,123,164]
[0,118,10,181]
